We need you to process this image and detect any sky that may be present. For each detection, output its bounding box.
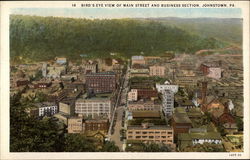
[11,8,242,19]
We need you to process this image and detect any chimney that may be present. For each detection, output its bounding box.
[201,81,207,105]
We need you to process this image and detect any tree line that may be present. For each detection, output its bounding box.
[10,15,226,62]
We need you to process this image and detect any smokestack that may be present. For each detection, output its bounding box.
[201,81,207,105]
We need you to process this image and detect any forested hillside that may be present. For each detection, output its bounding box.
[10,15,227,62]
[147,17,242,45]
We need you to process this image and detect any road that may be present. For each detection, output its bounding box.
[110,106,125,151]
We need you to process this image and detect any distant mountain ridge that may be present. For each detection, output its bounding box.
[139,17,242,45]
[10,15,233,62]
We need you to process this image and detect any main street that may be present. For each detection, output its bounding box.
[108,61,130,151]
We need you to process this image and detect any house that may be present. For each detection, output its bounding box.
[137,89,158,100]
[202,98,226,119]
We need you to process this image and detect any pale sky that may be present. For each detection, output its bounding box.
[11,8,242,19]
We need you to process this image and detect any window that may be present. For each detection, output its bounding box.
[136,136,141,139]
[135,131,141,134]
[128,131,133,134]
[149,136,154,139]
[142,132,147,134]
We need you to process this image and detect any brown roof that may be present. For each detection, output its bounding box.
[132,111,161,118]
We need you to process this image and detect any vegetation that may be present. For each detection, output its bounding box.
[128,119,166,125]
[10,93,120,152]
[129,76,168,84]
[10,15,227,63]
[126,141,171,152]
[235,117,243,131]
[182,143,225,152]
[150,17,242,45]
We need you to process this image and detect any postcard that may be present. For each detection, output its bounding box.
[0,0,249,159]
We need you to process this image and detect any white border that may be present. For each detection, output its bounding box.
[0,1,249,159]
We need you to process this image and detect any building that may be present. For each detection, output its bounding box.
[131,56,145,65]
[156,84,179,94]
[178,132,222,151]
[59,102,75,116]
[162,90,174,117]
[85,72,116,94]
[47,66,66,78]
[56,57,67,65]
[68,117,84,133]
[84,61,98,74]
[171,108,192,137]
[137,89,158,100]
[16,79,29,87]
[75,97,113,120]
[131,111,161,119]
[149,66,165,77]
[42,63,47,77]
[85,119,109,133]
[33,81,52,89]
[34,102,58,117]
[128,89,138,101]
[130,69,149,77]
[200,63,222,79]
[127,123,174,146]
[128,100,161,111]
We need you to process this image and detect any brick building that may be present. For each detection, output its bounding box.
[137,89,158,100]
[86,72,116,94]
[85,119,109,132]
[171,108,192,138]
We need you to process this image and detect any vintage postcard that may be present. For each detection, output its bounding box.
[0,0,249,159]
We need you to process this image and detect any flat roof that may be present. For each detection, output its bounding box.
[132,111,161,118]
[173,113,192,124]
[128,125,172,130]
[178,132,221,140]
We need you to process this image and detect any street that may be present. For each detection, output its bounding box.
[110,106,125,151]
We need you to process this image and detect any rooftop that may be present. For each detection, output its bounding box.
[178,132,221,141]
[173,112,192,124]
[132,111,161,118]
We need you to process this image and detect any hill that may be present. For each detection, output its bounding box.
[10,15,228,62]
[145,17,242,45]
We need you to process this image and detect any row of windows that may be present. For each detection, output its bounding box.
[128,131,172,134]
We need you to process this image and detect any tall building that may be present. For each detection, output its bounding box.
[149,66,166,77]
[162,90,174,117]
[156,84,179,94]
[75,97,113,120]
[85,72,116,94]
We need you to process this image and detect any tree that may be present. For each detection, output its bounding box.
[100,141,120,152]
[235,117,243,131]
[142,142,171,152]
[64,134,97,152]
